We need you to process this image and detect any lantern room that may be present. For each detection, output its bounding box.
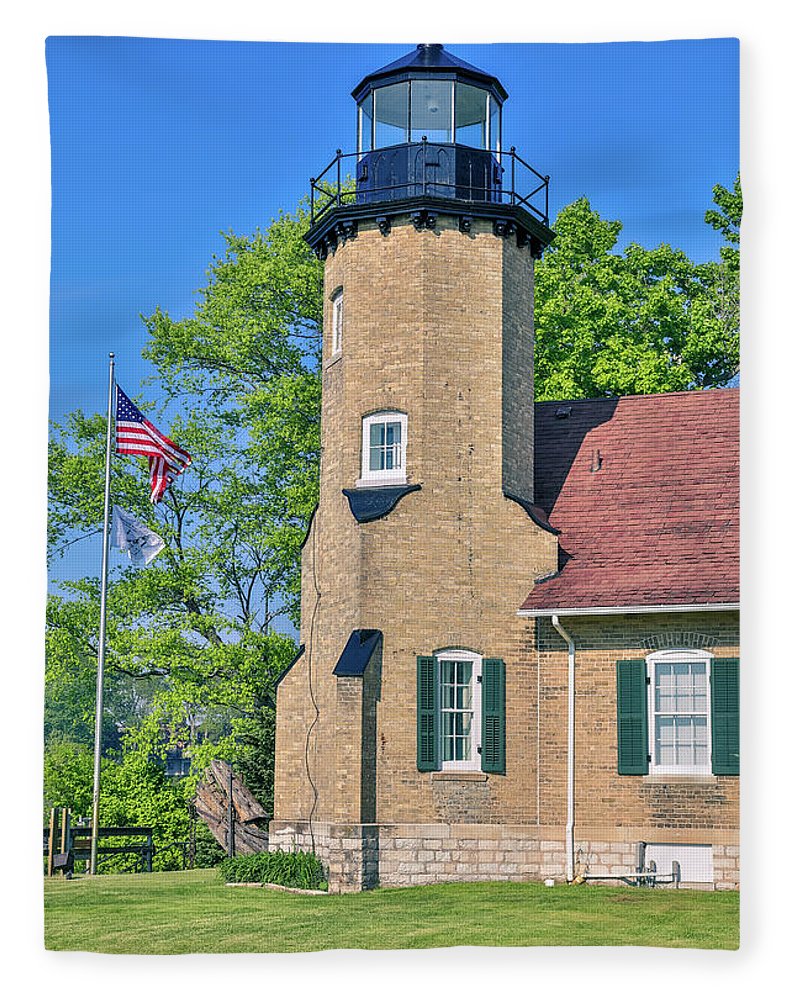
[352,44,506,206]
[305,43,552,259]
[353,43,504,153]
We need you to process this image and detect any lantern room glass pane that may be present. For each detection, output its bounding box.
[358,93,373,153]
[455,83,487,148]
[490,98,501,152]
[373,82,408,148]
[410,79,452,143]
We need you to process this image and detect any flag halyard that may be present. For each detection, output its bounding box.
[115,386,192,503]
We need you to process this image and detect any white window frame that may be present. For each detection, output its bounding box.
[331,289,343,356]
[437,649,482,772]
[358,410,408,486]
[646,649,713,776]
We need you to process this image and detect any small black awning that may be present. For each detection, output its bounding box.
[342,484,421,523]
[333,629,383,677]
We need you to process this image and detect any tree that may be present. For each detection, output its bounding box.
[43,736,223,871]
[703,173,741,363]
[704,174,742,267]
[46,205,322,830]
[533,178,740,400]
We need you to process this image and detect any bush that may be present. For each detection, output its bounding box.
[219,849,327,890]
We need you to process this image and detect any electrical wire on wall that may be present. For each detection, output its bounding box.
[304,507,322,855]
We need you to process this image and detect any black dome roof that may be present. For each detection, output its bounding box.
[352,44,507,103]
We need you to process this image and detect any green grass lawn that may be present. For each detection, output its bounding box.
[44,868,739,953]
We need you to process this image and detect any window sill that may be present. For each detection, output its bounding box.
[432,771,488,782]
[355,477,408,489]
[643,774,718,785]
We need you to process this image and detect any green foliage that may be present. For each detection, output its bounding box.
[218,849,327,890]
[705,173,742,263]
[141,207,323,577]
[534,178,740,399]
[46,206,319,861]
[44,741,95,817]
[43,737,189,872]
[230,705,277,814]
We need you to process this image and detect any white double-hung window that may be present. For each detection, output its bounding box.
[438,650,482,771]
[359,411,407,485]
[417,650,505,774]
[647,650,712,775]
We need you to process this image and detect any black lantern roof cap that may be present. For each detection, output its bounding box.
[352,43,507,104]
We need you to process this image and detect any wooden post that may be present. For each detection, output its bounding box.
[188,800,196,870]
[145,830,153,873]
[47,808,57,877]
[60,808,70,854]
[227,767,235,858]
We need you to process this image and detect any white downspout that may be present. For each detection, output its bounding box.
[551,614,576,883]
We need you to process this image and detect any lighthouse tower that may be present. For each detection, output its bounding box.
[271,44,558,892]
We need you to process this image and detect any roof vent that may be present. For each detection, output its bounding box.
[554,405,572,419]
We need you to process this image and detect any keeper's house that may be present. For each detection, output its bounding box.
[270,45,739,892]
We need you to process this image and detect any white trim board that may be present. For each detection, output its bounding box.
[517,602,739,618]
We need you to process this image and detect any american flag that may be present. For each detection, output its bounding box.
[115,386,192,503]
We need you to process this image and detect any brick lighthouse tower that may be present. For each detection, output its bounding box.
[271,44,559,892]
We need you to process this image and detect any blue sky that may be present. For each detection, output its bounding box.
[47,37,739,428]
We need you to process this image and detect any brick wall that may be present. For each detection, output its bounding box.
[274,214,557,828]
[532,612,739,837]
[272,213,739,892]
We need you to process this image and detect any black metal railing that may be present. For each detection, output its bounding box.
[309,140,549,227]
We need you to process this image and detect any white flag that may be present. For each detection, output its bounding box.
[110,505,165,565]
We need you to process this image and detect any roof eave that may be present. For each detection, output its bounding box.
[352,70,508,104]
[517,601,740,618]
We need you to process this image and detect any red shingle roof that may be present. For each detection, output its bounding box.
[520,388,739,613]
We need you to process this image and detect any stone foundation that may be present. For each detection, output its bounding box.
[268,821,379,893]
[269,820,739,893]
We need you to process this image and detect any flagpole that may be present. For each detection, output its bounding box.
[90,352,115,876]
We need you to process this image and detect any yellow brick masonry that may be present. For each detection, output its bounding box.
[274,214,557,833]
[532,612,739,890]
[271,214,739,891]
[272,607,739,890]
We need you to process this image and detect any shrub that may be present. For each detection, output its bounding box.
[219,849,327,890]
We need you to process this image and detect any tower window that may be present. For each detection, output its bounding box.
[439,652,481,769]
[416,649,506,775]
[455,83,487,149]
[331,289,343,356]
[359,411,407,486]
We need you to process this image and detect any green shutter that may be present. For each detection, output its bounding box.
[416,656,439,771]
[617,659,649,775]
[711,658,739,775]
[481,658,506,774]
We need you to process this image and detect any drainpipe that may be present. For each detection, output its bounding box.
[551,615,576,883]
